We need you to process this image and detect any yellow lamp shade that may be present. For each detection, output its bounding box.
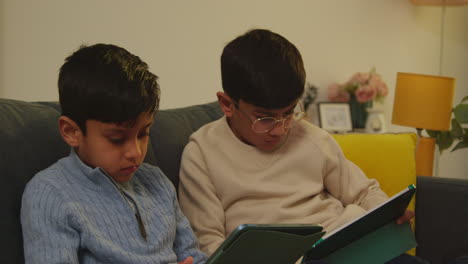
[392,72,455,131]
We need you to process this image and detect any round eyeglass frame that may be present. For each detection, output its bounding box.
[234,102,306,134]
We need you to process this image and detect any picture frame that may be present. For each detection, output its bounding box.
[317,102,353,132]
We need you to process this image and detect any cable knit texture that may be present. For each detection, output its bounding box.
[179,117,389,255]
[21,150,207,264]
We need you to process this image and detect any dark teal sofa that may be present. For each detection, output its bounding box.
[1,98,467,264]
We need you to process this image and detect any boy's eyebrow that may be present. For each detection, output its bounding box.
[104,122,153,133]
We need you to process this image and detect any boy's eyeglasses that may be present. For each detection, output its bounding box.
[234,102,306,134]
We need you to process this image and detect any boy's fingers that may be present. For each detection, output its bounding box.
[397,210,415,224]
[178,256,194,264]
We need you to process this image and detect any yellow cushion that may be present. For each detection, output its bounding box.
[332,133,417,254]
[332,133,417,197]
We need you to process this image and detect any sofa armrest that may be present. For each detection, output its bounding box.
[415,176,468,263]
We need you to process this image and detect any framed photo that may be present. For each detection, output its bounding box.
[317,102,352,132]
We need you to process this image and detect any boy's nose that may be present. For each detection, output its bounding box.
[269,121,287,136]
[125,140,142,160]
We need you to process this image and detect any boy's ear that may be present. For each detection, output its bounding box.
[58,116,83,147]
[216,92,235,117]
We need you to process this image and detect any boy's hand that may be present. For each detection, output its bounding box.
[396,209,415,225]
[178,256,194,264]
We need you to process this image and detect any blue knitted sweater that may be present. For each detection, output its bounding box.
[21,150,207,264]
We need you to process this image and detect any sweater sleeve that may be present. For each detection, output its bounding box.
[322,135,388,210]
[21,179,80,264]
[178,141,226,256]
[172,192,208,264]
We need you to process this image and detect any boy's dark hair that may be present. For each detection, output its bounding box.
[221,29,306,109]
[58,43,160,133]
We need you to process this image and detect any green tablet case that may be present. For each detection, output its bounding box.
[304,185,417,263]
[206,226,325,264]
[323,221,417,264]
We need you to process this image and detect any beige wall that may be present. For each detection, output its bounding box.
[1,0,467,179]
[437,6,468,179]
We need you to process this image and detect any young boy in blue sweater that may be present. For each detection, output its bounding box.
[21,44,207,264]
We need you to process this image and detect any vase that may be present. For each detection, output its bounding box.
[365,108,386,133]
[349,94,372,130]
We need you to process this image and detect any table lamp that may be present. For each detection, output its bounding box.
[392,72,455,176]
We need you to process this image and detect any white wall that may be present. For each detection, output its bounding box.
[1,0,467,179]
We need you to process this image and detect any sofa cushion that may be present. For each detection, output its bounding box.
[332,133,417,197]
[150,102,223,188]
[0,99,69,263]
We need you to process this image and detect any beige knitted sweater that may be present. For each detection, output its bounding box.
[179,116,388,255]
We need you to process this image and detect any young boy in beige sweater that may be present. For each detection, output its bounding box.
[179,29,422,264]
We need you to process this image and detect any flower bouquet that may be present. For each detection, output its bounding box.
[328,68,388,129]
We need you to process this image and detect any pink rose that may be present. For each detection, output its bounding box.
[368,75,388,97]
[328,83,350,102]
[349,72,370,84]
[377,82,388,97]
[355,85,376,102]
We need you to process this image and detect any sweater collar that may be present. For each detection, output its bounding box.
[63,149,115,191]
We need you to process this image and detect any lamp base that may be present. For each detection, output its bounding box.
[415,136,436,176]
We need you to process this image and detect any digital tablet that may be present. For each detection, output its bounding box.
[304,184,416,260]
[205,224,325,264]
